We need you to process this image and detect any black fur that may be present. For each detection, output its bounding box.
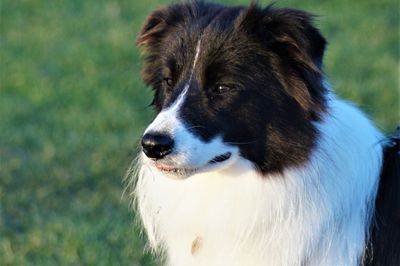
[364,128,400,266]
[137,2,327,174]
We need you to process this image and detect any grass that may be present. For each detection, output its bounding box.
[0,0,398,265]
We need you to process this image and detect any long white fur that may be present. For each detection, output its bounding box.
[132,88,384,265]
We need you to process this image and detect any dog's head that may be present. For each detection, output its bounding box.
[137,2,327,178]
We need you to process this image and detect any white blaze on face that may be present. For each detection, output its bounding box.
[144,39,201,135]
[142,39,239,171]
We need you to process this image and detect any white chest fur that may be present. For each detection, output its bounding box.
[134,97,383,266]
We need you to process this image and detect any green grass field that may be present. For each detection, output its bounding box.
[0,0,398,265]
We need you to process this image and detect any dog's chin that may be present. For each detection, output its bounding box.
[150,152,234,179]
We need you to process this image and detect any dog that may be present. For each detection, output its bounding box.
[127,2,400,265]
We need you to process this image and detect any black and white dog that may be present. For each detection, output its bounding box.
[128,2,399,265]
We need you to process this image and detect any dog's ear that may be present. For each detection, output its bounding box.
[136,8,166,48]
[237,4,327,116]
[137,6,183,52]
[136,5,184,109]
[260,6,326,69]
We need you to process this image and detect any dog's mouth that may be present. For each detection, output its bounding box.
[208,152,232,164]
[154,164,196,176]
[153,152,232,176]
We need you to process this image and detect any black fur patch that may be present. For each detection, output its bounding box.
[137,2,327,174]
[364,128,400,265]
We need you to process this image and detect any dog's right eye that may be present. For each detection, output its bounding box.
[215,85,231,94]
[163,77,174,88]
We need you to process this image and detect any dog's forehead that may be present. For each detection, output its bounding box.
[163,9,249,64]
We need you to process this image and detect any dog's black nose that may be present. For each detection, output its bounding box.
[141,133,174,159]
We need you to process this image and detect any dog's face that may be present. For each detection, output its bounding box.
[137,2,327,178]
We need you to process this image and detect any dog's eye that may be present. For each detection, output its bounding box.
[215,84,231,94]
[163,77,174,88]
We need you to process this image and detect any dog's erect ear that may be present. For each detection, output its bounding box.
[237,4,327,116]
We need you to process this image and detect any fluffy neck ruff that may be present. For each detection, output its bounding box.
[132,96,383,266]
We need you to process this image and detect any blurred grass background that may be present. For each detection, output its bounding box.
[0,0,398,265]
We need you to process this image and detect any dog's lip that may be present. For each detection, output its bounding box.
[153,163,197,176]
[153,163,193,172]
[154,163,177,171]
[152,152,233,175]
